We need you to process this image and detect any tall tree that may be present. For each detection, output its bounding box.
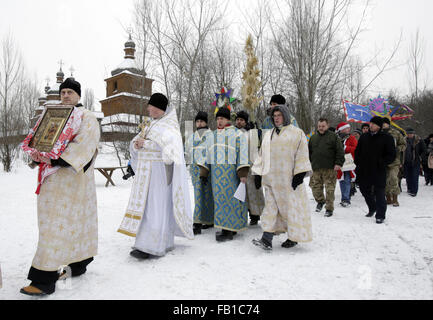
[0,34,28,172]
[82,88,95,111]
[408,29,425,101]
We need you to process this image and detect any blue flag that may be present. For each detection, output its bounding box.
[343,101,372,123]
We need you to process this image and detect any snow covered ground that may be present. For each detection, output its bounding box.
[1,162,432,300]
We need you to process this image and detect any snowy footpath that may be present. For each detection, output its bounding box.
[1,163,432,300]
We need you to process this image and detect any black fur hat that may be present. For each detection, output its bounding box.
[270,94,286,105]
[59,78,81,97]
[195,111,208,123]
[236,110,249,122]
[215,107,231,120]
[148,93,169,111]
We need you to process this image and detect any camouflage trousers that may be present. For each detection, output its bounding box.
[309,168,337,211]
[386,166,401,196]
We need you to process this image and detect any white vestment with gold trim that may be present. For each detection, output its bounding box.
[118,107,193,256]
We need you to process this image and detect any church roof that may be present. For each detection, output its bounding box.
[111,59,144,76]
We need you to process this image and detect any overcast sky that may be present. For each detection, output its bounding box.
[1,0,432,110]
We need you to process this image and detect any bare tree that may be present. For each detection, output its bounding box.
[82,88,95,111]
[0,34,29,172]
[408,29,425,101]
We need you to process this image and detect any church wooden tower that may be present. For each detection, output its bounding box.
[99,35,154,142]
[100,35,153,117]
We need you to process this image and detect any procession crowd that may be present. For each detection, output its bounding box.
[13,77,433,297]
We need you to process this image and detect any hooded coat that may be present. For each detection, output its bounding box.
[252,105,313,242]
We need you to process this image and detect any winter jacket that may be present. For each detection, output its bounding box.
[309,130,345,171]
[355,130,396,187]
[337,133,357,180]
[404,135,426,167]
[383,127,406,167]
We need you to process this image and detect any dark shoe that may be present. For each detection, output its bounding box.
[216,230,234,242]
[409,193,417,197]
[252,238,272,251]
[340,201,351,208]
[193,223,202,235]
[20,285,48,297]
[315,202,325,212]
[350,185,357,196]
[130,249,150,260]
[366,212,375,218]
[324,210,333,217]
[250,214,260,226]
[376,218,385,224]
[281,239,298,248]
[386,194,392,205]
[392,194,400,207]
[202,224,214,230]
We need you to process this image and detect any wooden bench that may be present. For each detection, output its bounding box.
[95,166,127,187]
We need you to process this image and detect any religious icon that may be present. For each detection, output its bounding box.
[30,105,75,152]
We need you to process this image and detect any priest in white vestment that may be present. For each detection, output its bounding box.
[252,104,313,251]
[118,93,194,259]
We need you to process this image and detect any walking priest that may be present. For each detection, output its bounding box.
[118,93,194,259]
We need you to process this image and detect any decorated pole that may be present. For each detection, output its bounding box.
[241,34,263,123]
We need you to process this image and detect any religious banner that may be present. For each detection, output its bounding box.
[342,95,414,133]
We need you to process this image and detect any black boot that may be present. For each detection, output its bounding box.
[252,238,272,251]
[216,229,234,242]
[281,239,298,248]
[202,224,214,230]
[315,202,325,212]
[250,215,260,226]
[324,210,333,217]
[130,249,150,260]
[366,211,375,218]
[193,223,202,235]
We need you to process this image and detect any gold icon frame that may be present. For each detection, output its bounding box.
[30,105,75,152]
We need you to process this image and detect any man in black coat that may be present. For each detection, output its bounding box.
[404,128,426,196]
[355,116,396,224]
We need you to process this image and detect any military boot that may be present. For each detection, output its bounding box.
[392,194,400,207]
[386,194,392,205]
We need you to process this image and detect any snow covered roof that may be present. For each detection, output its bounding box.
[111,58,144,77]
[100,92,150,102]
[101,124,140,133]
[93,111,105,119]
[101,113,142,126]
[43,100,61,105]
[47,82,60,94]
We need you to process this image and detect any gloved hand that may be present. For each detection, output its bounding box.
[127,165,135,176]
[292,172,307,190]
[122,165,135,180]
[200,176,208,185]
[254,175,262,189]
